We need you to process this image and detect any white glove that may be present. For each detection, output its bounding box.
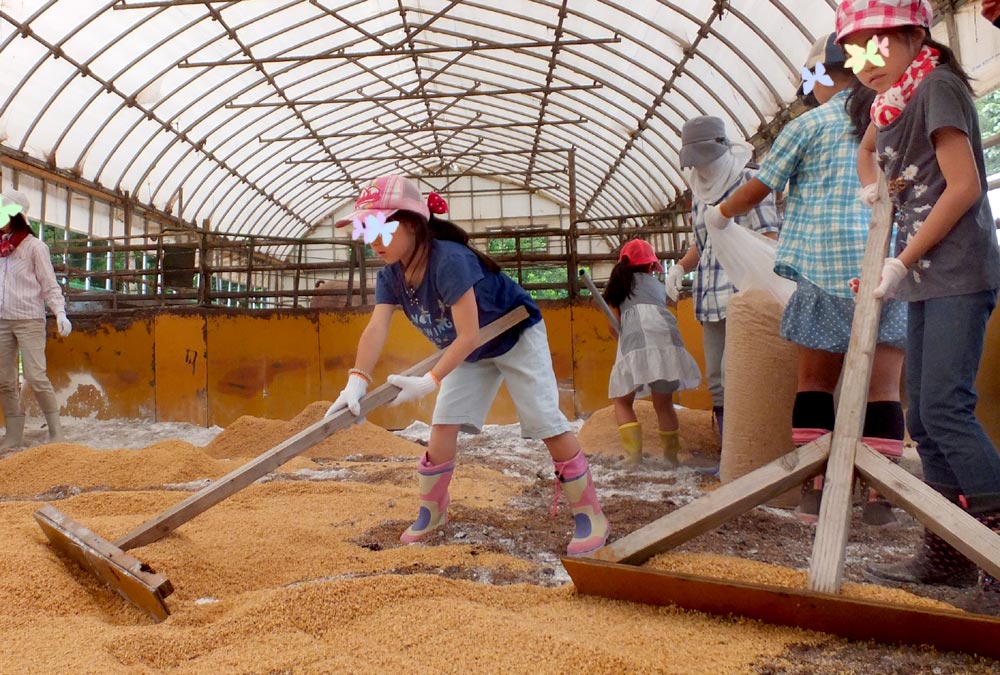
[704,204,732,231]
[859,183,878,208]
[327,373,368,417]
[873,258,908,299]
[665,265,686,303]
[386,373,438,407]
[56,312,72,337]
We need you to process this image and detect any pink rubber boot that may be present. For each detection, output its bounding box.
[552,451,610,556]
[400,452,455,544]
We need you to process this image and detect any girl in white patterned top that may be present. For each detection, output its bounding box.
[0,190,72,448]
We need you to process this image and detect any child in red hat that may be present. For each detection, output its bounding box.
[602,239,701,466]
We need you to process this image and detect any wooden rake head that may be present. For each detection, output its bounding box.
[34,505,173,621]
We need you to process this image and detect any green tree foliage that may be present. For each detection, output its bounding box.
[977,89,1000,177]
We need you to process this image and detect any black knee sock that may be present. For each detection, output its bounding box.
[863,401,905,440]
[792,391,835,431]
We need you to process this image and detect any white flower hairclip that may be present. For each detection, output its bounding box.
[351,212,399,245]
[800,63,834,95]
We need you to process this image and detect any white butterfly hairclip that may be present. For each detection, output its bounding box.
[800,62,834,95]
[350,212,400,245]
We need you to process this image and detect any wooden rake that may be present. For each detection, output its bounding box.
[34,306,528,621]
[563,177,1000,659]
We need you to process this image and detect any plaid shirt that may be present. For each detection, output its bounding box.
[755,89,872,299]
[690,168,781,322]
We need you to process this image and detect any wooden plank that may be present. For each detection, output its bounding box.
[855,444,1000,580]
[114,306,529,551]
[808,174,893,594]
[592,435,830,565]
[578,271,620,331]
[34,505,172,622]
[563,556,1000,660]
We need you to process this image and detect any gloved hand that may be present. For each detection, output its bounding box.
[704,204,732,231]
[327,373,369,417]
[665,265,686,303]
[387,373,438,407]
[873,258,908,299]
[859,183,878,208]
[56,312,72,337]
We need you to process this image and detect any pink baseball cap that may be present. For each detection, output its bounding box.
[335,175,430,228]
[835,0,934,44]
[619,239,663,272]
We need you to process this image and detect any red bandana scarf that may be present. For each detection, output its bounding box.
[870,45,939,129]
[0,230,29,257]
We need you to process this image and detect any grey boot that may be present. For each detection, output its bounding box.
[0,415,26,449]
[964,512,1000,616]
[43,410,64,443]
[863,484,978,587]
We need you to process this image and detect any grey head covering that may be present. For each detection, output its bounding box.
[679,116,731,169]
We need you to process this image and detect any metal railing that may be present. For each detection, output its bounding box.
[51,219,693,312]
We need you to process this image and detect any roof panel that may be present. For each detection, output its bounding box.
[1,0,994,236]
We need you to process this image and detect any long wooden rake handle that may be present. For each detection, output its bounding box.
[114,305,529,551]
[579,270,620,332]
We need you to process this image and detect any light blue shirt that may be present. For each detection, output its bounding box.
[755,89,873,299]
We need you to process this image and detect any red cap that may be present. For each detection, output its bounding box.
[835,0,933,44]
[335,175,430,228]
[619,239,663,272]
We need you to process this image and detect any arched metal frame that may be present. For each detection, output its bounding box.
[0,0,963,242]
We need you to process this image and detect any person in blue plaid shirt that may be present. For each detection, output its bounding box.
[709,33,907,527]
[669,116,780,450]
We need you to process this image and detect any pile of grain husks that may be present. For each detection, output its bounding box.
[0,403,968,674]
[579,401,720,463]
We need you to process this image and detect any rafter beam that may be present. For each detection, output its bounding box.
[311,169,564,183]
[260,116,586,142]
[289,147,570,164]
[181,37,619,67]
[228,83,599,108]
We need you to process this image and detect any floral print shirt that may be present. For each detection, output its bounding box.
[875,67,1000,301]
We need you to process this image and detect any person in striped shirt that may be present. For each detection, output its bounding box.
[670,116,781,452]
[0,190,72,448]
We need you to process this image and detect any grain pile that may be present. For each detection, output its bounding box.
[579,401,720,463]
[0,409,993,674]
[647,552,956,611]
[205,401,419,460]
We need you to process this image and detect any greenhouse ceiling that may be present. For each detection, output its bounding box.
[0,1,997,239]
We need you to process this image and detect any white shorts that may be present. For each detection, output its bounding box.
[432,320,573,439]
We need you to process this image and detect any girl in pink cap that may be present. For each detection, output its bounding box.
[327,175,609,556]
[836,0,1000,615]
[602,239,701,466]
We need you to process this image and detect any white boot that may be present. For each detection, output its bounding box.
[43,411,64,443]
[0,415,26,449]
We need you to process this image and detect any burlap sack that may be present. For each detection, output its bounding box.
[720,289,800,508]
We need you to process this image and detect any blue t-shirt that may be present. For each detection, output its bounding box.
[375,239,541,361]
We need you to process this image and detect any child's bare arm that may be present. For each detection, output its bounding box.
[857,123,879,187]
[897,127,981,268]
[719,178,772,218]
[428,288,480,380]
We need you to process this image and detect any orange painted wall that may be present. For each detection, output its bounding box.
[41,299,716,430]
[39,298,1000,452]
[154,313,208,426]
